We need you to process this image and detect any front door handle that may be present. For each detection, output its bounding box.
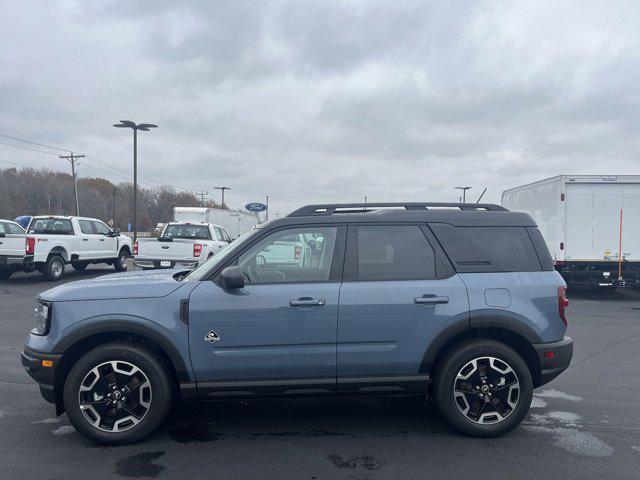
[289,297,326,307]
[414,295,449,305]
[82,238,89,242]
[100,238,105,242]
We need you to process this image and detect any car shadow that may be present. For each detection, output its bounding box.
[162,397,450,444]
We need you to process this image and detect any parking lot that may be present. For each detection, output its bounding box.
[1,266,639,480]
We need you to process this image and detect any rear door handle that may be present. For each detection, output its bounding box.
[82,238,89,241]
[289,297,326,307]
[100,238,105,242]
[414,295,449,305]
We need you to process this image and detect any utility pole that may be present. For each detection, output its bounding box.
[195,190,208,206]
[455,186,472,203]
[112,187,121,228]
[59,153,85,216]
[214,186,230,208]
[265,195,269,221]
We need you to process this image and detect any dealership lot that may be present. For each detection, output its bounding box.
[1,266,639,479]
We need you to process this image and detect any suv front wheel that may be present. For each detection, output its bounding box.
[434,339,533,437]
[63,342,172,445]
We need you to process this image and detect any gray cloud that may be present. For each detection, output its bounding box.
[1,0,639,215]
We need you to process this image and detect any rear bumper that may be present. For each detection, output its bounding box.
[0,254,34,270]
[21,347,62,404]
[133,258,200,269]
[533,336,573,387]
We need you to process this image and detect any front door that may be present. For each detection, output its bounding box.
[337,224,469,394]
[92,221,117,258]
[188,225,345,398]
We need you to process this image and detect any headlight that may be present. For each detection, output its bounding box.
[31,299,51,336]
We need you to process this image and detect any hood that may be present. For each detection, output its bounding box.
[39,269,190,302]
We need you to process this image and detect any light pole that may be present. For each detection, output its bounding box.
[455,186,472,203]
[113,120,157,242]
[214,186,230,208]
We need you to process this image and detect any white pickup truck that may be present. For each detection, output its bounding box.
[0,219,29,280]
[134,222,232,269]
[20,216,133,281]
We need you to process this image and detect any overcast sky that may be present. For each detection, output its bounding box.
[1,0,639,215]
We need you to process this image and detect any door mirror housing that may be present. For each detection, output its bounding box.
[219,266,245,289]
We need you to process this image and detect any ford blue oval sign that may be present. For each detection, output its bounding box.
[245,202,267,212]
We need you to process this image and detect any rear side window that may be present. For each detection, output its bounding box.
[78,220,94,234]
[0,223,6,234]
[429,224,542,273]
[356,225,435,281]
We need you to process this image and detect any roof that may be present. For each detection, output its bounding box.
[261,203,538,228]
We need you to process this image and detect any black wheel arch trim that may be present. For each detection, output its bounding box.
[419,314,543,373]
[53,318,192,383]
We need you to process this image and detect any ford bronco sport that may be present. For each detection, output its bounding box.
[22,203,573,444]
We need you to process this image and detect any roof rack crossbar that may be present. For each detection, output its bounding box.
[288,203,507,216]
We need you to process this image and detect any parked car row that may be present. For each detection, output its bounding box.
[0,216,132,281]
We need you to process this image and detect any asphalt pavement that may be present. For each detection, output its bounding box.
[1,265,639,479]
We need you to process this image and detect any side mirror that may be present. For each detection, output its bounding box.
[109,228,120,237]
[219,266,245,289]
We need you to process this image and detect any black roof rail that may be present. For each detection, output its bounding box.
[287,202,508,216]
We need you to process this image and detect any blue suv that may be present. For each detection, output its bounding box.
[22,203,573,444]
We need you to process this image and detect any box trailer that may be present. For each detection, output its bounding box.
[502,175,640,289]
[173,207,257,240]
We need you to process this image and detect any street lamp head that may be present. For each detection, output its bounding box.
[137,123,158,131]
[113,123,131,128]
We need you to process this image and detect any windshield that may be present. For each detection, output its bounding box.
[28,218,74,235]
[163,224,211,240]
[184,228,258,281]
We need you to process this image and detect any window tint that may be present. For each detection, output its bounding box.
[356,225,435,281]
[78,220,94,234]
[526,227,554,271]
[429,224,542,272]
[28,218,74,235]
[163,224,211,240]
[237,227,338,284]
[92,221,111,235]
[6,223,24,234]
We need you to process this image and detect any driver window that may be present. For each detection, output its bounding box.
[92,221,110,235]
[237,226,338,284]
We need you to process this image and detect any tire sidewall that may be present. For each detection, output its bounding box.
[63,343,172,445]
[114,250,128,272]
[435,340,533,437]
[44,255,65,281]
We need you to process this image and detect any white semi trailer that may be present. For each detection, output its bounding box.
[173,207,257,240]
[502,175,640,289]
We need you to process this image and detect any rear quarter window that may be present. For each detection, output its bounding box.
[429,224,543,273]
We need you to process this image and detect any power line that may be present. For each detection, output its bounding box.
[0,133,72,153]
[0,140,60,156]
[195,190,208,206]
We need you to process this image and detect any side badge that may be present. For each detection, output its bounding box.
[204,331,220,343]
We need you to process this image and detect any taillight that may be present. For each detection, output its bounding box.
[133,241,138,256]
[294,246,302,260]
[26,237,35,255]
[558,286,569,326]
[193,244,202,257]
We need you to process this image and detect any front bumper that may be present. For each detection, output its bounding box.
[533,336,573,387]
[21,347,62,404]
[133,258,199,269]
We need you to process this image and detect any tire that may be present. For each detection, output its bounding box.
[72,262,88,272]
[63,342,173,445]
[114,249,129,272]
[42,255,65,281]
[0,270,13,280]
[434,339,533,438]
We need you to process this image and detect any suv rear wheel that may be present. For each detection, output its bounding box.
[434,339,532,437]
[63,342,172,445]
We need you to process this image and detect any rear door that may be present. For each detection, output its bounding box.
[77,219,98,259]
[188,224,345,396]
[0,222,25,258]
[337,224,469,394]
